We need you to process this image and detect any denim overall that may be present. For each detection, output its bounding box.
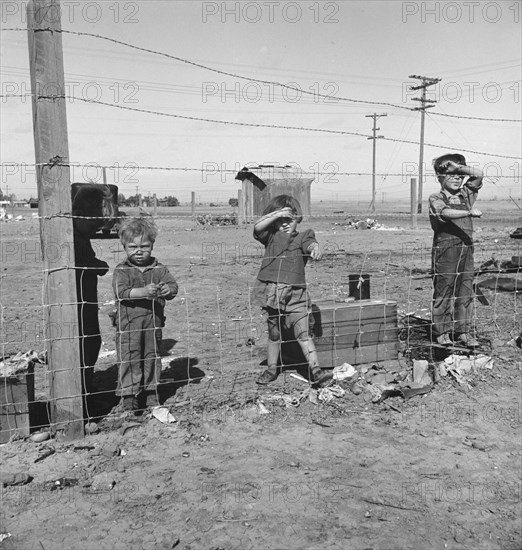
[431,193,474,338]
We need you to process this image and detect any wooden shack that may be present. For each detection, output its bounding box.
[235,165,313,223]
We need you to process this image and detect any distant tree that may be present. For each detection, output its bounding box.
[162,196,179,207]
[0,188,4,200]
[124,194,140,207]
[118,193,126,206]
[228,198,238,207]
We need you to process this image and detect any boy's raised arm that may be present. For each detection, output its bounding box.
[254,207,294,234]
[444,159,483,187]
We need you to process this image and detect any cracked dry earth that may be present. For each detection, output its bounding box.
[1,205,521,549]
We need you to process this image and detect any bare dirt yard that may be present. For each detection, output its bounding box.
[1,203,521,550]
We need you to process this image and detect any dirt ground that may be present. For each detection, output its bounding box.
[1,206,521,550]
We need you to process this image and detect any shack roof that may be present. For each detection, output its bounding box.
[235,165,314,185]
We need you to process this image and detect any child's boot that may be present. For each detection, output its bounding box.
[456,333,479,347]
[310,367,332,386]
[256,367,279,385]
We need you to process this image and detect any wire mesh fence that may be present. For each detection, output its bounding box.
[1,204,520,441]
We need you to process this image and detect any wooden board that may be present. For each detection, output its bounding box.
[0,371,35,444]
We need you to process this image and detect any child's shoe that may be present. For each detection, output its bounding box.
[311,367,333,386]
[456,333,479,347]
[256,368,279,385]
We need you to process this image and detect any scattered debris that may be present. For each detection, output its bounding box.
[510,227,522,239]
[151,406,177,424]
[30,431,50,443]
[412,360,432,387]
[256,400,270,415]
[318,385,345,402]
[85,422,99,434]
[34,446,55,463]
[101,443,121,458]
[1,472,33,487]
[333,217,402,231]
[479,276,522,293]
[289,373,308,383]
[45,478,80,491]
[0,349,46,377]
[333,363,357,381]
[195,213,237,226]
[89,472,116,492]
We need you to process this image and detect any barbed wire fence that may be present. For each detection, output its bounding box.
[1,19,521,441]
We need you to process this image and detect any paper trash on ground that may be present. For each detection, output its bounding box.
[444,354,493,375]
[151,406,177,424]
[333,363,357,381]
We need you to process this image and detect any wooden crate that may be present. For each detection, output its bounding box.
[281,298,398,368]
[0,368,35,443]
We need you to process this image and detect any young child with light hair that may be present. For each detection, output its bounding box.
[113,216,178,412]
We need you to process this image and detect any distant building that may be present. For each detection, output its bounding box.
[235,165,313,223]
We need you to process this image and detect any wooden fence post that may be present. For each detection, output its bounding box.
[238,189,244,224]
[27,0,83,439]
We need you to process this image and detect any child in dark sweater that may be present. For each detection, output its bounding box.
[113,216,178,412]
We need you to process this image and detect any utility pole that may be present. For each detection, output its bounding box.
[365,113,386,213]
[27,0,83,439]
[409,75,440,214]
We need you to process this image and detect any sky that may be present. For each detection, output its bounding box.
[1,0,521,206]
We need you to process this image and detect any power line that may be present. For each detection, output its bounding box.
[3,27,521,123]
[1,161,519,180]
[2,92,520,160]
[2,91,520,160]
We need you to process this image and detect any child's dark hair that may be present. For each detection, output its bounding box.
[262,194,303,223]
[72,184,116,227]
[119,214,158,245]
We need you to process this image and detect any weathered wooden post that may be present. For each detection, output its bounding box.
[27,0,83,439]
[238,189,244,224]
